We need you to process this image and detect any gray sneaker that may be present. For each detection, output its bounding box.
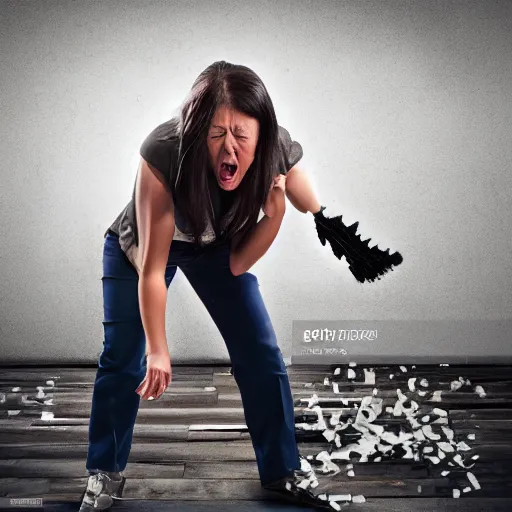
[79,472,126,511]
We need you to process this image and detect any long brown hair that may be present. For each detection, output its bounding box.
[171,61,280,245]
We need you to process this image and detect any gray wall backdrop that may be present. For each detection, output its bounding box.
[1,0,511,365]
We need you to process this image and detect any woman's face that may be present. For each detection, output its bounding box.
[207,105,259,191]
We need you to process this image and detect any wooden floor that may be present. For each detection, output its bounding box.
[0,363,511,511]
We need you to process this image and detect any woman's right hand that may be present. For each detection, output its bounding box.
[136,350,172,400]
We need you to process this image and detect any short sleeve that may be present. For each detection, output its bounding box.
[277,125,304,175]
[139,118,179,187]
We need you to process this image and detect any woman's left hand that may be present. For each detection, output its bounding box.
[263,175,286,217]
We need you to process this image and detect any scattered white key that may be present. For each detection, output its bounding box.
[467,471,481,490]
[462,486,472,493]
[409,417,421,430]
[204,386,216,391]
[474,385,486,398]
[352,495,366,503]
[297,479,312,490]
[389,374,394,379]
[420,378,429,387]
[399,366,407,373]
[307,394,319,408]
[417,485,422,493]
[324,377,330,386]
[347,369,356,379]
[438,442,455,453]
[330,412,342,426]
[450,380,463,392]
[453,454,465,467]
[408,378,417,392]
[189,424,248,430]
[467,433,476,440]
[41,411,54,421]
[422,425,441,440]
[334,367,341,375]
[332,382,340,394]
[46,380,55,387]
[456,441,471,451]
[417,390,427,397]
[364,369,376,385]
[453,489,460,498]
[441,426,454,440]
[8,410,21,416]
[347,469,355,477]
[349,362,357,367]
[323,429,336,442]
[441,470,450,476]
[432,407,448,417]
[414,429,426,441]
[471,455,480,461]
[396,389,408,403]
[329,501,341,511]
[431,390,442,402]
[330,493,352,501]
[422,415,430,423]
[11,387,21,392]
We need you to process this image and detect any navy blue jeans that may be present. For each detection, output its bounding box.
[86,233,300,486]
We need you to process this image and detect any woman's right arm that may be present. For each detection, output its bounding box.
[135,158,175,356]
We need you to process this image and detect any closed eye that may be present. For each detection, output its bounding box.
[211,134,247,139]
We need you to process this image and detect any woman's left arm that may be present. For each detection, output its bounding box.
[229,178,286,276]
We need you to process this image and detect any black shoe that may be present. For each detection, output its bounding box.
[262,456,333,510]
[313,205,403,283]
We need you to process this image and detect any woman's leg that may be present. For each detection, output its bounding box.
[86,234,178,473]
[285,167,322,214]
[179,244,301,486]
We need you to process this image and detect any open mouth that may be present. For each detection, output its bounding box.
[219,162,238,182]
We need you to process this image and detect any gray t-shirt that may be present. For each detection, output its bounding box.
[105,116,303,273]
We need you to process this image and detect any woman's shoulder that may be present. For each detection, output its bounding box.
[143,116,180,144]
[139,116,180,180]
[277,124,303,172]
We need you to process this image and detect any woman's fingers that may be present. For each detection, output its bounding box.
[144,369,160,400]
[273,175,286,191]
[137,368,170,400]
